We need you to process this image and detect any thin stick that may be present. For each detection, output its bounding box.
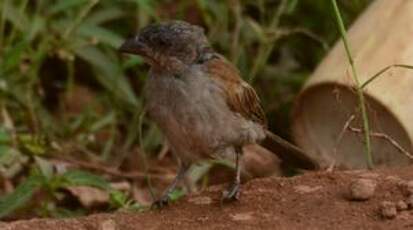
[348,127,413,160]
[333,114,356,155]
[331,0,373,169]
[157,141,170,160]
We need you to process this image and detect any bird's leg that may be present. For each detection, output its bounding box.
[152,162,189,209]
[222,146,243,202]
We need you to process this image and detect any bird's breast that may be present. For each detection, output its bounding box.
[144,67,264,160]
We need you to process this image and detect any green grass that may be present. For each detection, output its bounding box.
[331,0,373,169]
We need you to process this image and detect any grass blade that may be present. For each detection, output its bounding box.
[62,170,111,190]
[74,46,139,107]
[331,0,373,168]
[0,175,44,219]
[361,64,413,89]
[48,0,87,15]
[77,24,123,48]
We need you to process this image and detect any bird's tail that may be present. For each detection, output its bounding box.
[261,130,319,170]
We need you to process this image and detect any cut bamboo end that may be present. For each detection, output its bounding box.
[291,0,413,169]
[292,83,412,169]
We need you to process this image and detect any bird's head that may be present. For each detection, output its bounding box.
[119,21,210,70]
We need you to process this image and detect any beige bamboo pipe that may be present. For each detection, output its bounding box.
[292,0,413,169]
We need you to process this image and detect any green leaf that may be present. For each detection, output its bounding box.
[84,8,124,25]
[0,128,11,144]
[62,170,111,190]
[109,190,143,211]
[27,16,46,42]
[109,190,128,208]
[34,156,54,180]
[48,0,88,15]
[168,188,185,202]
[1,41,28,74]
[188,161,213,184]
[133,0,156,16]
[3,1,28,31]
[122,56,144,69]
[90,112,115,133]
[286,0,299,14]
[0,175,44,219]
[0,146,14,163]
[0,147,27,178]
[245,18,267,43]
[74,46,139,107]
[18,134,47,155]
[77,24,123,48]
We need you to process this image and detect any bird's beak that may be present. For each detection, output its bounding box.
[119,36,147,55]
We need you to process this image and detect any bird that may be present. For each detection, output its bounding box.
[119,20,317,208]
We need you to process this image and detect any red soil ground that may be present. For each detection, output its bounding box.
[3,166,413,230]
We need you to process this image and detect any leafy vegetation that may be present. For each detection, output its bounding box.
[0,0,371,219]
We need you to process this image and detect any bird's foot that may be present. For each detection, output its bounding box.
[221,182,240,203]
[151,195,170,209]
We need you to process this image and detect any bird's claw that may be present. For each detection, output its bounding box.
[221,182,240,203]
[151,195,170,209]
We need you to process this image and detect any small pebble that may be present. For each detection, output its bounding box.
[230,212,254,221]
[188,196,212,205]
[384,176,402,183]
[100,219,117,230]
[404,180,413,195]
[396,180,413,195]
[380,201,397,219]
[349,178,376,201]
[294,185,322,194]
[396,200,408,211]
[397,180,407,188]
[397,211,410,220]
[359,172,380,179]
[406,195,413,209]
[196,216,209,222]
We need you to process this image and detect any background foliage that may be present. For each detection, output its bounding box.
[0,0,371,219]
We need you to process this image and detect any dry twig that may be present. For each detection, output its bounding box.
[333,114,356,154]
[348,126,413,160]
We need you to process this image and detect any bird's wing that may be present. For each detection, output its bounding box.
[201,53,319,170]
[202,55,267,127]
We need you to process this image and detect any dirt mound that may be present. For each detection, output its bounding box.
[3,166,413,230]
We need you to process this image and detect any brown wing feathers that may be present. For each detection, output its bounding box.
[202,53,317,169]
[203,56,267,128]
